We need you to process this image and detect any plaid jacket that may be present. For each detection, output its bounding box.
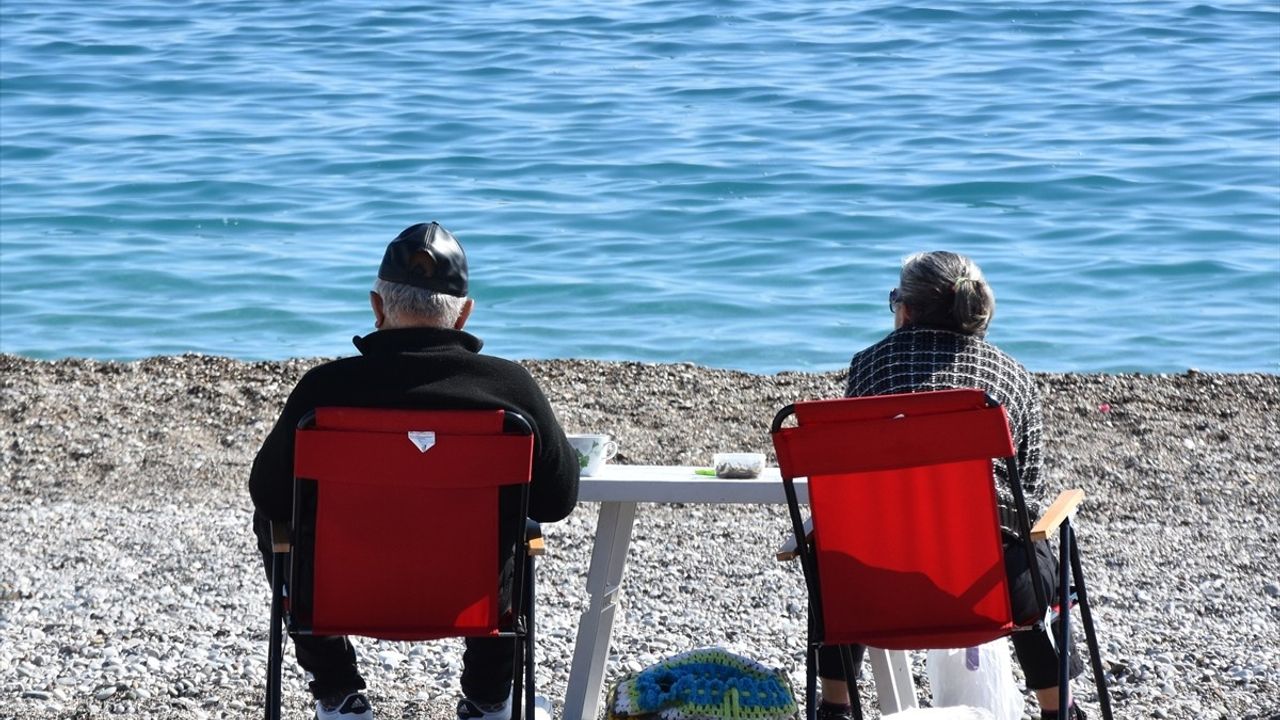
[844,325,1045,527]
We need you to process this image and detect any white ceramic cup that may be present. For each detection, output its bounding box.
[567,433,618,477]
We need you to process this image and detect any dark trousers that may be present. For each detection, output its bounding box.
[253,512,515,704]
[817,538,1082,691]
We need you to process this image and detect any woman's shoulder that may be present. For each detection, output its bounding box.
[846,326,1036,398]
[968,334,1033,379]
[848,330,895,363]
[963,335,1040,414]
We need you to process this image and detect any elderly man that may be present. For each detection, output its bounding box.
[249,222,579,720]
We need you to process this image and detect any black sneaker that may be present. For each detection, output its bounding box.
[1041,703,1087,720]
[315,692,373,720]
[815,702,854,720]
[456,696,511,720]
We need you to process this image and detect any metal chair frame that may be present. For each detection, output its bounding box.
[265,408,539,720]
[771,391,1113,720]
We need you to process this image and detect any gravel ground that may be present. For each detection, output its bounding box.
[1,354,1277,720]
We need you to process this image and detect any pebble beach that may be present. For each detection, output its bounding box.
[1,354,1277,720]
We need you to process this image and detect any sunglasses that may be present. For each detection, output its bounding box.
[889,288,902,313]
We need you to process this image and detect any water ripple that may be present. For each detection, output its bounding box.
[1,0,1277,372]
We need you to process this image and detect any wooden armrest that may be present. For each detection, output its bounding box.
[776,516,814,561]
[527,535,546,557]
[526,522,546,557]
[1030,489,1086,541]
[271,522,291,553]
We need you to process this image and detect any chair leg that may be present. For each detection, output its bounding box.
[1069,530,1114,720]
[524,554,537,719]
[1057,521,1073,720]
[510,553,537,720]
[840,645,864,720]
[511,632,524,720]
[506,635,522,720]
[265,551,286,720]
[805,644,817,720]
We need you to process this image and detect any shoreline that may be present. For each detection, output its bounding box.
[1,355,1277,719]
[3,353,1276,496]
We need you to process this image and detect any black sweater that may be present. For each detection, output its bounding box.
[248,327,580,524]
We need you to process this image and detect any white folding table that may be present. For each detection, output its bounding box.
[564,464,918,720]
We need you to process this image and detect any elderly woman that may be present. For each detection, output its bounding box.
[816,251,1083,720]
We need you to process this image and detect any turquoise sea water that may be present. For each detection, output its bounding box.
[1,1,1277,373]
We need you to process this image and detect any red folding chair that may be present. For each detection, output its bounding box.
[771,389,1113,720]
[265,408,542,720]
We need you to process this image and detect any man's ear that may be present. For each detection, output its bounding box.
[370,291,387,329]
[454,298,474,330]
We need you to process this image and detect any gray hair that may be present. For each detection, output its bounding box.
[373,277,467,328]
[898,251,995,335]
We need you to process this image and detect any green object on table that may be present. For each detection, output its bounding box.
[694,468,716,476]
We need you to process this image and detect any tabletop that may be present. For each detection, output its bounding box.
[575,464,808,504]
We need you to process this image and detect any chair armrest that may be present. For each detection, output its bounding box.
[526,520,546,557]
[1030,489,1086,541]
[271,522,291,553]
[527,536,546,557]
[776,516,814,561]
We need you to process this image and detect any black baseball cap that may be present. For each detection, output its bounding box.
[378,222,469,297]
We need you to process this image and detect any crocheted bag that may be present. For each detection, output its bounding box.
[606,647,799,720]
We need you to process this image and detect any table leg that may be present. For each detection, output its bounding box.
[867,648,917,714]
[564,501,638,720]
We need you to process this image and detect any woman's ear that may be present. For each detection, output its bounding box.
[895,303,911,329]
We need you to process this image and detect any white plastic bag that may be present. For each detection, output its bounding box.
[926,640,1023,720]
[883,708,995,720]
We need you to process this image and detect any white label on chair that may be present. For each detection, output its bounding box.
[407,431,436,453]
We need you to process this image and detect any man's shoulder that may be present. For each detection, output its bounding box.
[295,354,369,385]
[294,347,549,407]
[468,352,546,391]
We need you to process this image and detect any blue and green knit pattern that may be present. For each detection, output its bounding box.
[607,648,799,720]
